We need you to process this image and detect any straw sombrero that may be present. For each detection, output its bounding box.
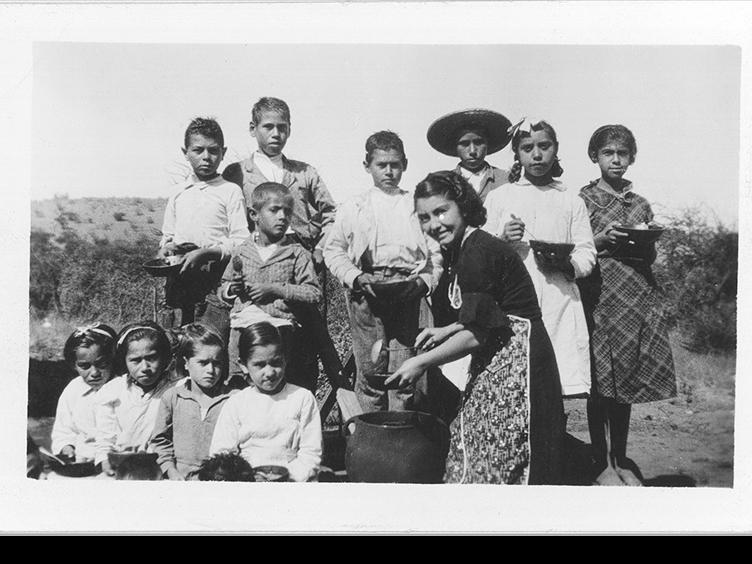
[427,109,513,157]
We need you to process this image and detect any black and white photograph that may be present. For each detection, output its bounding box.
[2,1,751,534]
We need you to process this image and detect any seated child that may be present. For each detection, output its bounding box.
[158,117,250,331]
[192,452,256,482]
[150,323,237,480]
[218,182,322,392]
[115,455,163,481]
[95,321,177,476]
[209,322,322,482]
[51,323,118,462]
[323,130,443,412]
[426,108,512,202]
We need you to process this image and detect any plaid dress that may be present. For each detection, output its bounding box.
[578,180,676,403]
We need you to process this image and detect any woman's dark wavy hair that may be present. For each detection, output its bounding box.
[414,170,487,227]
[175,323,225,377]
[114,320,173,377]
[509,120,563,182]
[63,323,118,365]
[587,124,637,164]
[237,321,283,364]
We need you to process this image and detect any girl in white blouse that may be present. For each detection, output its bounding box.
[484,119,596,397]
[95,322,177,475]
[51,323,118,462]
[209,322,322,482]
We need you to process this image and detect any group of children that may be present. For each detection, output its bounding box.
[41,98,675,486]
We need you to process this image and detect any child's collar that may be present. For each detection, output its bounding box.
[517,176,566,191]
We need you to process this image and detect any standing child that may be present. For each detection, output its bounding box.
[223,96,343,389]
[218,182,322,392]
[426,108,512,202]
[51,323,117,462]
[209,322,322,482]
[95,321,176,476]
[150,323,236,480]
[578,124,676,486]
[159,117,250,333]
[324,130,443,412]
[484,118,596,398]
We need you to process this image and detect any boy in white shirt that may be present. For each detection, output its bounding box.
[324,131,443,411]
[158,117,250,335]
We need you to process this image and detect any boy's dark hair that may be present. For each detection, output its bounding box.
[184,117,225,148]
[414,170,487,227]
[115,456,163,481]
[364,130,407,165]
[509,119,563,182]
[114,321,173,377]
[63,323,118,365]
[238,322,283,364]
[194,452,256,482]
[175,323,225,377]
[251,97,291,126]
[250,182,294,211]
[587,124,637,164]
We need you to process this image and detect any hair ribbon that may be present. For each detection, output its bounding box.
[116,325,159,347]
[74,323,114,340]
[507,117,542,138]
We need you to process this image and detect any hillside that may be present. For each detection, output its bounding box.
[31,196,167,243]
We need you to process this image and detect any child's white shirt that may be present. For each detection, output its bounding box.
[368,187,423,270]
[209,382,322,482]
[160,174,250,259]
[50,376,102,461]
[253,151,285,184]
[94,375,176,465]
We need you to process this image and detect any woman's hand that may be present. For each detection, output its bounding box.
[384,356,426,389]
[501,217,525,242]
[414,326,455,351]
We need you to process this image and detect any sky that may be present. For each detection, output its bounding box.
[32,43,740,226]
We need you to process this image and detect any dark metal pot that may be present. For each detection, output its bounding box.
[344,411,450,483]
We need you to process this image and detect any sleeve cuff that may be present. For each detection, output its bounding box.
[343,268,363,290]
[457,292,509,330]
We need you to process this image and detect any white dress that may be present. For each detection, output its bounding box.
[483,178,596,396]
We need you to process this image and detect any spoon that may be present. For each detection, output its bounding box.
[38,446,69,466]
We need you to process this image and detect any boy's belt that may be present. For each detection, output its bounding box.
[366,266,414,277]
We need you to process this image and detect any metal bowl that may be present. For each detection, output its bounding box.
[370,279,412,299]
[48,459,98,478]
[107,451,158,470]
[252,465,290,482]
[142,258,183,277]
[529,240,574,268]
[616,225,665,244]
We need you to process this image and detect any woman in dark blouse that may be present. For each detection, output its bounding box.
[387,170,565,484]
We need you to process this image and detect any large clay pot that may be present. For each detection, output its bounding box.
[344,411,450,483]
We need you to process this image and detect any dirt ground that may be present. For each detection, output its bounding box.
[563,341,735,487]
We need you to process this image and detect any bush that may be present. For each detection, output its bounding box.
[29,230,64,314]
[113,211,126,221]
[654,208,737,353]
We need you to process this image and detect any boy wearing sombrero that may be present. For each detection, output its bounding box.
[427,109,513,203]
